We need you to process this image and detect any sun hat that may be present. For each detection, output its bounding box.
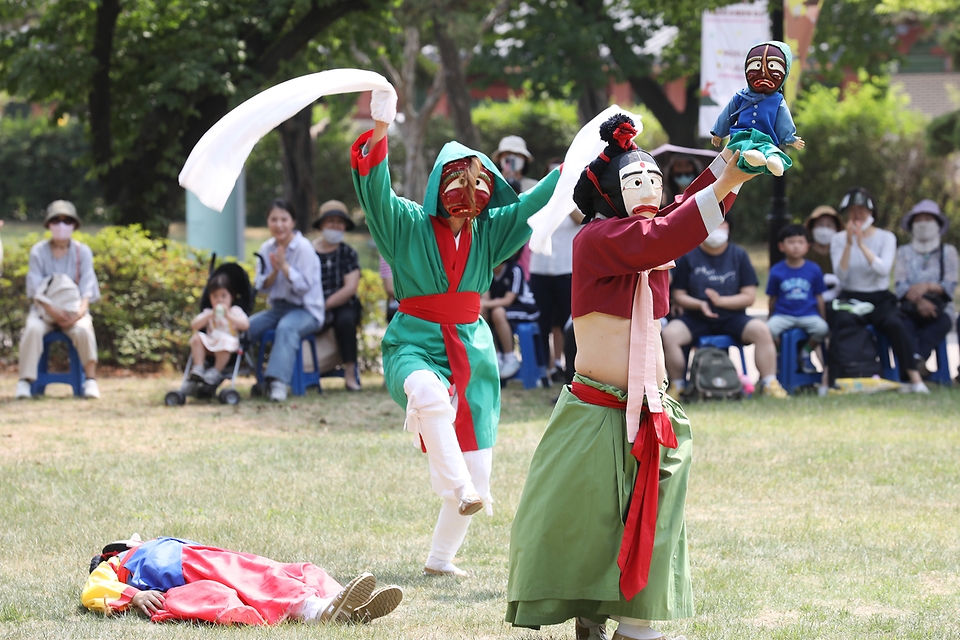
[804,205,842,233]
[44,200,81,228]
[313,200,356,231]
[492,136,534,163]
[900,199,949,235]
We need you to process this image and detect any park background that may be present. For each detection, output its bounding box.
[1,0,960,638]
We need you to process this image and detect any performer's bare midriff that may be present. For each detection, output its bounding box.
[575,313,665,391]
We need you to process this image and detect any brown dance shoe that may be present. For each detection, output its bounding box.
[317,572,376,623]
[576,617,609,640]
[351,585,403,622]
[458,494,483,516]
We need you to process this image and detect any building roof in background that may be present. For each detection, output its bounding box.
[892,72,960,119]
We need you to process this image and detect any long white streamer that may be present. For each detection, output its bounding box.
[179,69,393,212]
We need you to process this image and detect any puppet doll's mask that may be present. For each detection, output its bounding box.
[745,43,787,94]
[440,158,494,218]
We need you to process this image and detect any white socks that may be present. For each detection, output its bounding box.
[427,497,472,565]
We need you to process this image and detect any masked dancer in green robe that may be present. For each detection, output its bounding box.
[351,88,560,578]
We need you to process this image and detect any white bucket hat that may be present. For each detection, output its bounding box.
[492,135,533,163]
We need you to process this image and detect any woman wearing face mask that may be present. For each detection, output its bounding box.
[248,199,325,402]
[829,187,929,392]
[662,216,788,399]
[353,92,561,578]
[804,205,843,304]
[894,200,957,380]
[311,200,363,391]
[16,200,102,400]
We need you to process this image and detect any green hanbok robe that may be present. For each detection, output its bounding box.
[351,130,560,451]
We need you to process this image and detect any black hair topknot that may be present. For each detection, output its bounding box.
[599,113,636,145]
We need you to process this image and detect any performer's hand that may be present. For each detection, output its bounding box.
[790,137,805,150]
[370,86,398,125]
[712,151,758,200]
[131,590,165,616]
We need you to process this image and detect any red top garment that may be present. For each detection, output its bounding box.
[571,165,734,320]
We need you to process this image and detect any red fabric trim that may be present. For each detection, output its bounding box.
[112,585,138,610]
[417,215,479,451]
[618,410,677,600]
[586,168,620,217]
[351,130,388,177]
[570,381,626,408]
[399,292,480,324]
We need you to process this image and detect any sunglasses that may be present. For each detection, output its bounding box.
[48,217,76,226]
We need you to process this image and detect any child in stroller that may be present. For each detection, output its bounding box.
[165,261,255,406]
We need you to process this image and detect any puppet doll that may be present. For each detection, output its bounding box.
[710,40,805,177]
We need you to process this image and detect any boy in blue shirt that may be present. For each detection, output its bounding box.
[766,224,828,373]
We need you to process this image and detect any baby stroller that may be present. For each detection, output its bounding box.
[164,258,255,406]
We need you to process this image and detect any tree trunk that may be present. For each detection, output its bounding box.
[626,75,701,147]
[278,105,316,232]
[434,20,479,149]
[577,81,610,126]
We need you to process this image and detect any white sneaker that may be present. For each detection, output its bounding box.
[83,379,101,399]
[189,364,206,381]
[499,353,521,379]
[269,379,287,402]
[201,368,224,387]
[15,380,32,399]
[900,381,930,394]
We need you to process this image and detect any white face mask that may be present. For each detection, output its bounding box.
[50,221,74,242]
[812,227,837,246]
[703,228,729,249]
[911,220,940,243]
[859,215,874,231]
[322,229,345,244]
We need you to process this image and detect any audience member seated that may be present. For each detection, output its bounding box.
[662,218,787,398]
[804,204,843,302]
[829,187,928,393]
[16,200,102,400]
[528,160,582,382]
[894,199,957,380]
[312,200,362,391]
[766,224,829,376]
[481,258,540,380]
[248,199,325,402]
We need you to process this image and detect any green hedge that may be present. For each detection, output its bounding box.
[0,225,389,372]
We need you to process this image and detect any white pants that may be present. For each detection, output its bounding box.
[19,308,97,380]
[403,370,493,563]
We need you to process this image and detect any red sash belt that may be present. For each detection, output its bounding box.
[570,379,676,601]
[398,292,480,324]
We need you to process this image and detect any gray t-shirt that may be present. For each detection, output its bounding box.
[26,239,100,303]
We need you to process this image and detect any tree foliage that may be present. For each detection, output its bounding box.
[0,0,379,235]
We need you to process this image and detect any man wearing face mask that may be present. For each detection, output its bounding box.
[662,217,786,399]
[16,200,101,399]
[507,113,758,640]
[352,91,561,578]
[830,187,930,392]
[311,200,363,391]
[894,199,957,381]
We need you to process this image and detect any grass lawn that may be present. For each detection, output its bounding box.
[1,372,958,639]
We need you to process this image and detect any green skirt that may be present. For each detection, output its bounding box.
[727,128,792,175]
[505,374,693,627]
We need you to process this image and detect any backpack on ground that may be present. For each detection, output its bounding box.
[827,310,881,382]
[688,346,743,400]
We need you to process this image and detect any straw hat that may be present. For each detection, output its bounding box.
[313,200,355,231]
[804,205,842,233]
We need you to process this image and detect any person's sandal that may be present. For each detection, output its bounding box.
[351,585,403,622]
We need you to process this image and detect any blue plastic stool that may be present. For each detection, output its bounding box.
[255,330,321,396]
[696,334,748,374]
[931,338,952,386]
[512,322,549,390]
[31,331,86,397]
[871,326,953,386]
[776,328,822,394]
